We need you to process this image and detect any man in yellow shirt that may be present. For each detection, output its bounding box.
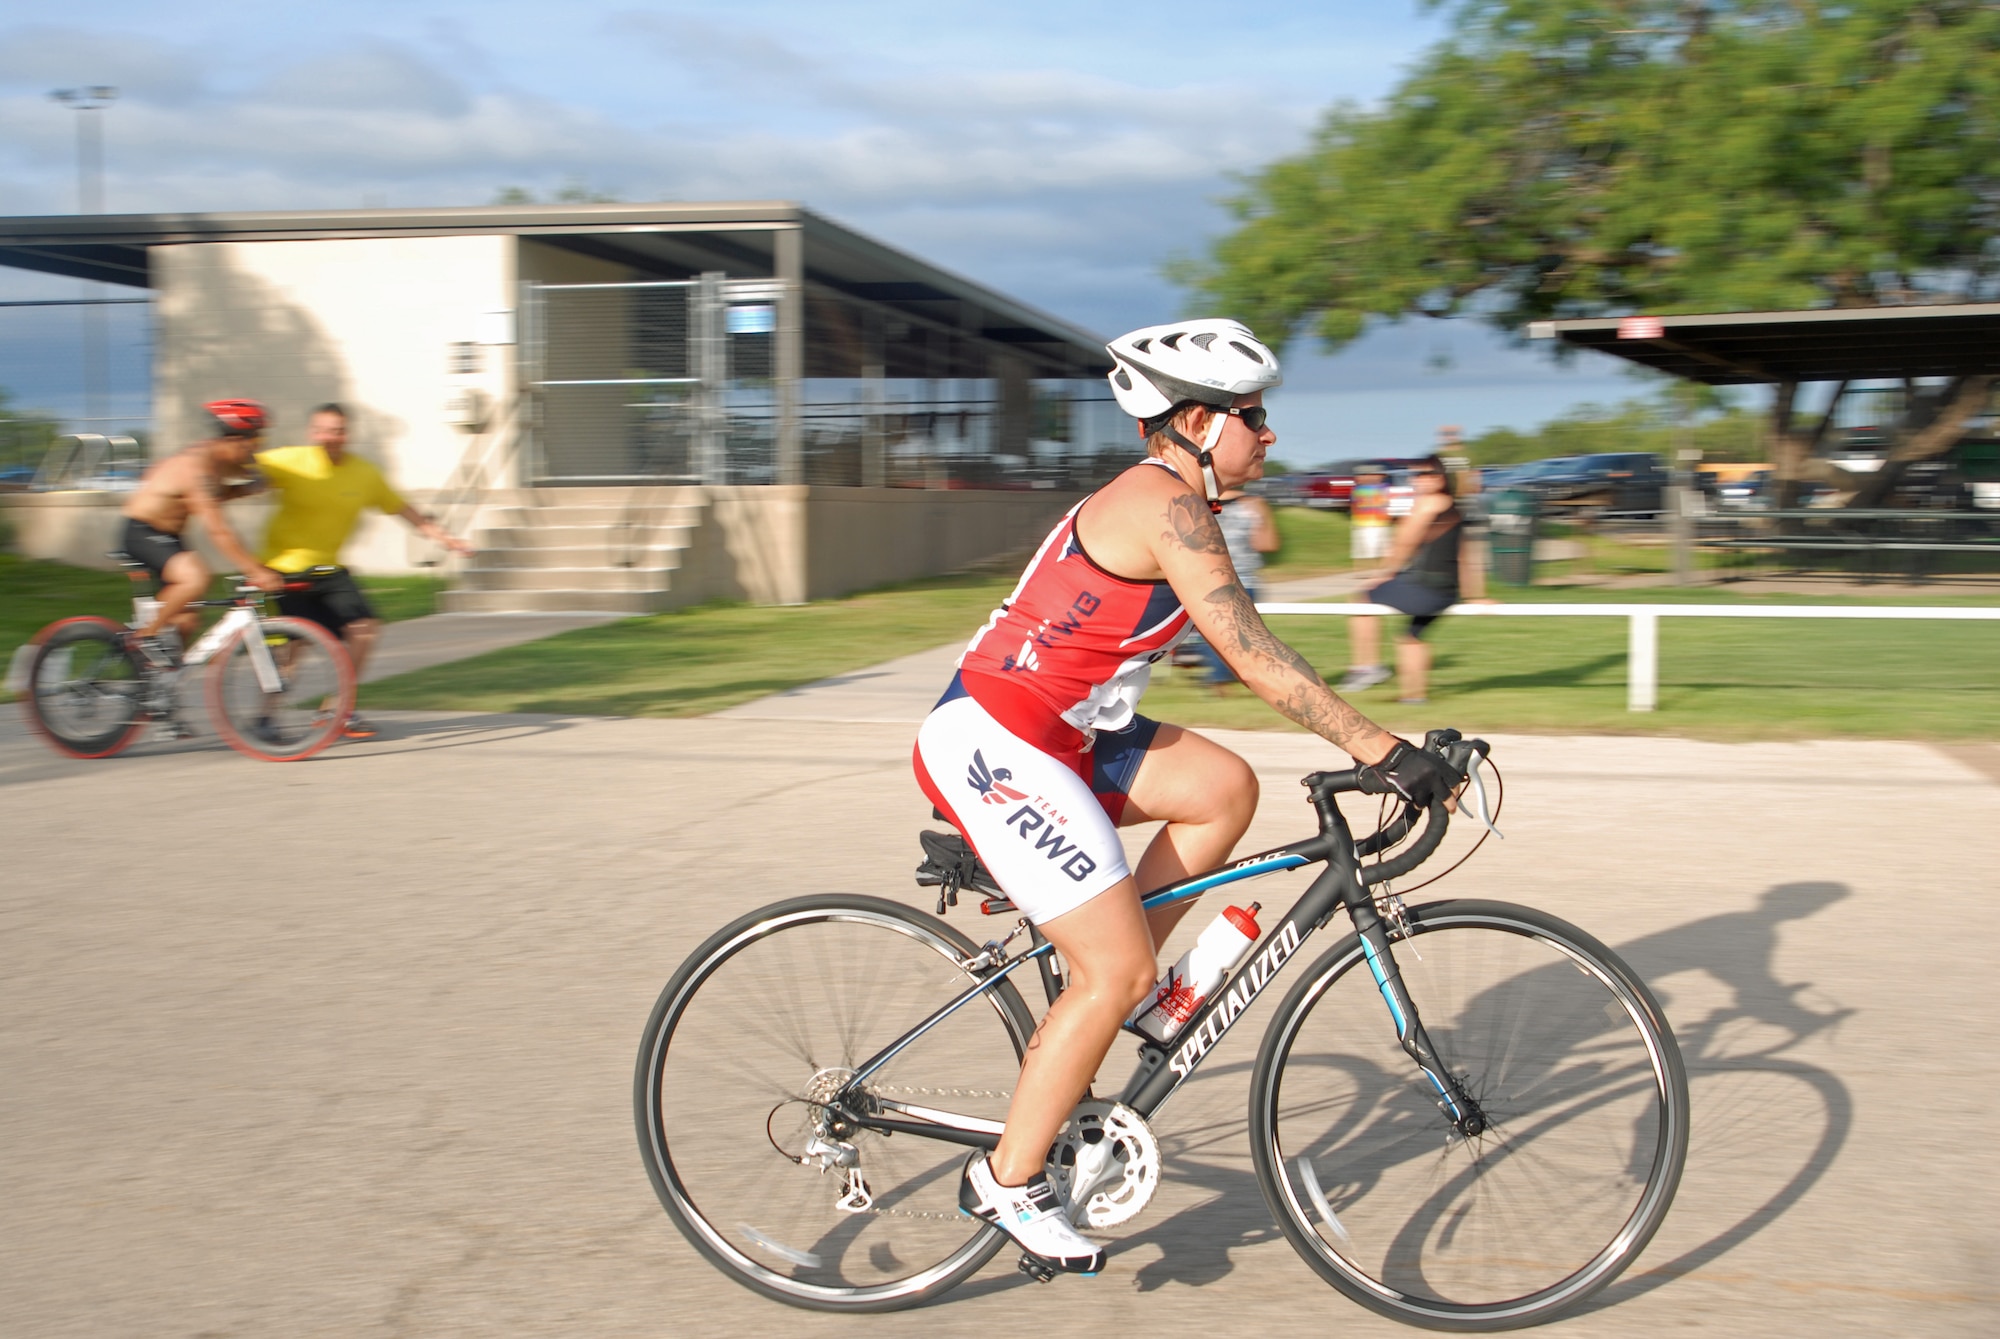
[257,403,473,739]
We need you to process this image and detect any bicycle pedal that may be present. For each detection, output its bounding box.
[1017,1253,1060,1284]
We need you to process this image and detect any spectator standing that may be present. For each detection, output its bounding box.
[256,404,473,739]
[1194,485,1280,689]
[1350,469,1391,565]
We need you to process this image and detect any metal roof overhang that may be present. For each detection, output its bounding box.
[1528,304,2000,385]
[0,202,1108,377]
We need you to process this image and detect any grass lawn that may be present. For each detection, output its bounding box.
[1,555,446,695]
[366,572,1016,718]
[363,550,2000,740]
[1265,507,1354,577]
[1154,584,2000,741]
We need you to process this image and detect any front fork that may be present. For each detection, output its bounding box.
[1347,895,1488,1138]
[241,618,286,695]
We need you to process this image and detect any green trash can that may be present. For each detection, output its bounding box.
[1487,487,1540,586]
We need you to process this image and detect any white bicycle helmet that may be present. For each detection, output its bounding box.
[1105,318,1281,507]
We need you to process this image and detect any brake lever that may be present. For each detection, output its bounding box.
[1463,755,1504,840]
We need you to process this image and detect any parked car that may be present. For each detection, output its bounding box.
[1482,456,1587,494]
[1515,452,1667,516]
[1279,457,1421,511]
[1714,466,1773,511]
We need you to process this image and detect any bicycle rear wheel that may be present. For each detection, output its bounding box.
[205,616,354,762]
[635,894,1036,1311]
[22,617,150,759]
[1251,899,1687,1331]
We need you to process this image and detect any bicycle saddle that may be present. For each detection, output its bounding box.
[914,829,1009,916]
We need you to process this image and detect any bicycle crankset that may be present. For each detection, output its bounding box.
[1045,1100,1159,1228]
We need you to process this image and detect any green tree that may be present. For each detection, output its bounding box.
[1186,1,2000,503]
[1463,385,1764,465]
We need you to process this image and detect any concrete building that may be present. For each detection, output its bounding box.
[0,203,1128,608]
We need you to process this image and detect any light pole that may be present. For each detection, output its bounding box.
[50,86,118,429]
[51,86,117,213]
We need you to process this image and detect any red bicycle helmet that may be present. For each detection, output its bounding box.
[204,398,268,437]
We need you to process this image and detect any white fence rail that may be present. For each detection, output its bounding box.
[1257,602,2000,712]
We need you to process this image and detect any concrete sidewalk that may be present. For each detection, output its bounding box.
[3,710,1997,1336]
[361,611,626,684]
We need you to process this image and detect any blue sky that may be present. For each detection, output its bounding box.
[0,1,1646,454]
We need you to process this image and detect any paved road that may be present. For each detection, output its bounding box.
[3,709,1997,1337]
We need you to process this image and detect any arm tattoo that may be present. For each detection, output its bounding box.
[1163,493,1230,557]
[1202,580,1381,751]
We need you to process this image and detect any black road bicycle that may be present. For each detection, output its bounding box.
[634,731,1688,1330]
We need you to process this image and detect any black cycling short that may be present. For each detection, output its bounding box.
[275,568,375,637]
[1368,574,1457,640]
[121,516,187,580]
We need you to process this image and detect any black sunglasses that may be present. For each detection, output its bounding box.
[1220,405,1269,432]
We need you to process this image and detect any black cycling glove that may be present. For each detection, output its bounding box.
[1358,739,1460,809]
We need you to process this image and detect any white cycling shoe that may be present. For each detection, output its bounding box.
[959,1152,1105,1276]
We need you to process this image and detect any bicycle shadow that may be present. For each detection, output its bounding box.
[303,712,585,759]
[1574,881,1856,1315]
[1095,883,1855,1305]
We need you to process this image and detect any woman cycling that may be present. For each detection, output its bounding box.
[913,318,1458,1275]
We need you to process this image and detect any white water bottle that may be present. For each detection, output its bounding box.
[1129,903,1262,1044]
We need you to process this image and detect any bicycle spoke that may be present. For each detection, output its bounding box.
[638,898,1029,1307]
[1257,903,1686,1326]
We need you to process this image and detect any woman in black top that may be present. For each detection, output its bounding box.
[1337,456,1489,703]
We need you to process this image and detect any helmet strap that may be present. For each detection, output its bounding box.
[1160,410,1230,514]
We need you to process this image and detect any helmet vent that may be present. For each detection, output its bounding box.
[1132,338,1152,353]
[1161,331,1184,350]
[1229,340,1267,365]
[1190,332,1217,350]
[1113,368,1133,390]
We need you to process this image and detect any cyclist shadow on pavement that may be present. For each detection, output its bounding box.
[1009,883,1856,1304]
[306,712,584,758]
[1576,880,1857,1315]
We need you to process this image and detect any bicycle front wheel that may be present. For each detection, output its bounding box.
[205,616,354,762]
[22,617,150,759]
[1251,899,1688,1331]
[635,894,1037,1311]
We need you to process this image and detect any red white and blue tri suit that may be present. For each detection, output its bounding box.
[915,461,1192,923]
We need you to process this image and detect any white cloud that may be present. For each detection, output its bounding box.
[0,20,1320,336]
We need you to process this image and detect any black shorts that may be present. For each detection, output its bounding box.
[121,517,187,580]
[275,568,375,636]
[1368,574,1457,640]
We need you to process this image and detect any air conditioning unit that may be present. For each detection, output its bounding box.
[444,386,490,432]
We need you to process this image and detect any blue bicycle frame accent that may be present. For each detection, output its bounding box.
[1140,851,1312,910]
[843,776,1486,1142]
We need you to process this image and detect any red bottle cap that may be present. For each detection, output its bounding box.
[1223,903,1261,939]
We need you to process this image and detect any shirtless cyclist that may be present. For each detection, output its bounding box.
[119,398,283,666]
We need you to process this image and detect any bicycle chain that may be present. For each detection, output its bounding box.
[869,1084,1013,1101]
[850,1203,966,1223]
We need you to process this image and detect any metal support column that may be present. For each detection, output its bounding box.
[774,225,804,486]
[517,280,545,486]
[695,271,726,485]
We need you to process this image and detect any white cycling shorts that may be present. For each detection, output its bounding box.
[914,691,1135,925]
